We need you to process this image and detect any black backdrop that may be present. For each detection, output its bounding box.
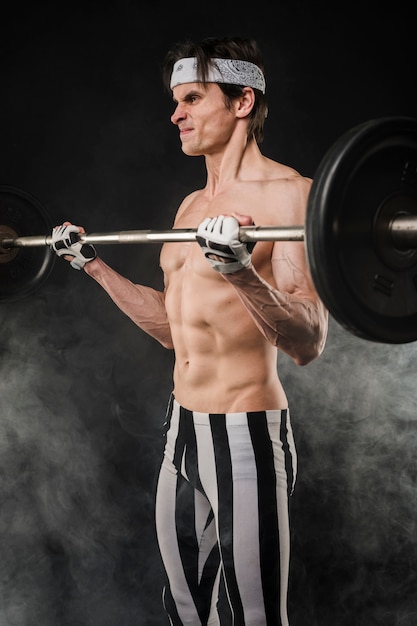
[1,2,417,625]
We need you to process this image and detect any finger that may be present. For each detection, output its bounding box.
[231,212,254,226]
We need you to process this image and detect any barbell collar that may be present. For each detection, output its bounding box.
[390,214,417,250]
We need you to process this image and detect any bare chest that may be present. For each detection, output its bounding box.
[160,184,277,279]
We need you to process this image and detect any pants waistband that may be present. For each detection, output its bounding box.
[170,395,288,425]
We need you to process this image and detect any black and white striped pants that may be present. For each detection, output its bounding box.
[155,394,297,626]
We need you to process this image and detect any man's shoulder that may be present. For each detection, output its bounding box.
[173,188,208,226]
[244,161,312,223]
[260,156,311,184]
[249,163,312,200]
[175,188,204,214]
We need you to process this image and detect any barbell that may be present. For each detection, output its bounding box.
[1,116,417,344]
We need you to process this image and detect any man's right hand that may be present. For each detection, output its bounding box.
[50,223,97,270]
[196,214,254,274]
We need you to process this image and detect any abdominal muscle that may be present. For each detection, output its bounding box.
[162,242,288,413]
[171,343,288,413]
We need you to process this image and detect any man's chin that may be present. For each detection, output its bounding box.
[181,144,203,157]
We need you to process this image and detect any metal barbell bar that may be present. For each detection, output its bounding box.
[0,225,306,248]
[2,216,417,249]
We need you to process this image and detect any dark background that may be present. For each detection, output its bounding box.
[1,1,417,625]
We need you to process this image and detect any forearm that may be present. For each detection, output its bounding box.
[225,266,328,365]
[84,257,173,349]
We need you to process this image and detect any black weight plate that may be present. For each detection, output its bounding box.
[305,116,417,344]
[0,185,55,301]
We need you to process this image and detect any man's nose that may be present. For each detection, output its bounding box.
[171,104,186,125]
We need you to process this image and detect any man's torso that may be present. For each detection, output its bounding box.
[160,171,306,412]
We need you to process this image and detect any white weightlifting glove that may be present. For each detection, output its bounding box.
[51,224,97,270]
[196,215,254,274]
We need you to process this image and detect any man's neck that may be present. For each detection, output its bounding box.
[204,136,263,196]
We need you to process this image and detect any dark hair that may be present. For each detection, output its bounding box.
[162,36,268,143]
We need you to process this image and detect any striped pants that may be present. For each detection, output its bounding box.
[155,394,297,626]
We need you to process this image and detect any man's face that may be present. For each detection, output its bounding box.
[170,82,237,156]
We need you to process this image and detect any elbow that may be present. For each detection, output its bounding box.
[159,338,175,350]
[153,328,175,350]
[295,310,329,365]
[292,345,322,367]
[287,327,328,367]
[278,340,321,367]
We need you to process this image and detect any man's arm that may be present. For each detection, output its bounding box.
[223,254,328,366]
[84,257,174,349]
[195,207,328,366]
[50,223,173,349]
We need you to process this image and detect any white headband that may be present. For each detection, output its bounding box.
[170,57,266,93]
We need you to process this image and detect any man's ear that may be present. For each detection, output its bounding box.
[235,87,255,118]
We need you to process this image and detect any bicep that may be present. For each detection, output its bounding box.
[269,176,317,298]
[271,240,317,299]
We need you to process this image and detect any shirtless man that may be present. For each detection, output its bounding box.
[51,36,328,626]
